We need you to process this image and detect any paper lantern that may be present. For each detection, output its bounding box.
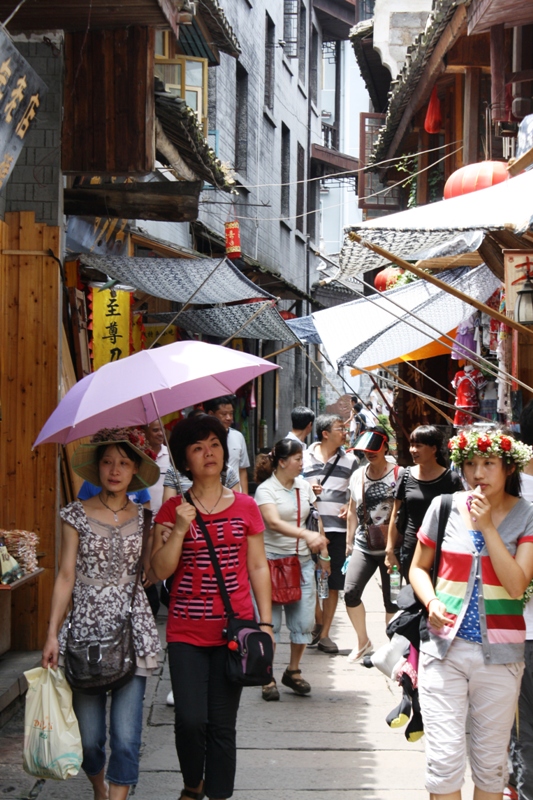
[374,267,402,292]
[424,86,442,134]
[444,161,509,199]
[225,220,241,259]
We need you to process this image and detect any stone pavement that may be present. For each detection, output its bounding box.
[0,574,476,800]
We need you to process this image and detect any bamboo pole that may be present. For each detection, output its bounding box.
[348,231,533,340]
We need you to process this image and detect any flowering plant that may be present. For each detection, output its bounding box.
[448,429,533,472]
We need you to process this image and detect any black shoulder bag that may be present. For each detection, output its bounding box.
[386,494,452,648]
[65,508,152,694]
[188,495,274,687]
[394,466,410,541]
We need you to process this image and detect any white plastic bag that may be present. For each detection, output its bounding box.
[23,666,83,780]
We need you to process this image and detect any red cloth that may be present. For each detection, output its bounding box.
[155,493,265,646]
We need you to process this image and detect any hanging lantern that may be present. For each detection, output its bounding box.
[444,161,509,199]
[225,220,241,260]
[424,86,442,134]
[374,267,402,292]
[515,278,533,325]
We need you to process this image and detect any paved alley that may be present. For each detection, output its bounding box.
[1,575,476,799]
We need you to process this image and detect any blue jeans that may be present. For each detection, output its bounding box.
[267,554,316,644]
[72,675,146,786]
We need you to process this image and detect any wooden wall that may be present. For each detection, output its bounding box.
[0,212,61,649]
[62,27,155,175]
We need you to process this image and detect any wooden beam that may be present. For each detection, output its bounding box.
[348,230,533,340]
[64,181,203,222]
[508,145,533,176]
[463,67,481,164]
[382,4,467,167]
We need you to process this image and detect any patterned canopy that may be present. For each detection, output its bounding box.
[178,302,299,343]
[80,254,274,304]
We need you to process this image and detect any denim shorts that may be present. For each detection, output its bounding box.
[72,675,146,786]
[267,553,316,644]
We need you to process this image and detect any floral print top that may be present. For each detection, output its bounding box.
[58,501,160,673]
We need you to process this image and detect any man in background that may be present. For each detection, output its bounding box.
[204,395,250,493]
[286,406,315,450]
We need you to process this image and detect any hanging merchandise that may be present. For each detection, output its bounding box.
[225,220,241,260]
[451,315,477,361]
[451,364,487,427]
[424,86,442,135]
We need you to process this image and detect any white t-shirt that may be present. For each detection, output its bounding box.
[255,474,316,555]
[521,472,533,639]
[285,430,307,450]
[149,444,170,516]
[227,427,250,477]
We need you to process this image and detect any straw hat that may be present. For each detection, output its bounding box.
[71,428,160,492]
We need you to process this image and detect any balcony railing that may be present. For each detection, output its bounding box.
[322,121,339,150]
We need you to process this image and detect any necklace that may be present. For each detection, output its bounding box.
[99,493,130,523]
[190,485,224,515]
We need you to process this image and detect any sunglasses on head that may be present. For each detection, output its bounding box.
[353,431,387,452]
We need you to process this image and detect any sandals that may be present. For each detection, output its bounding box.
[262,680,280,702]
[347,640,373,664]
[180,790,205,800]
[281,668,311,695]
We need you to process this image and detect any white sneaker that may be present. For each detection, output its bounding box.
[347,640,373,664]
[166,690,174,706]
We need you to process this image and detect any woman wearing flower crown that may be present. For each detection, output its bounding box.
[410,428,533,800]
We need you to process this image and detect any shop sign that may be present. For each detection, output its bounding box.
[91,288,131,370]
[0,29,47,191]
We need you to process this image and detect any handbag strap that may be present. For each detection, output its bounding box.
[432,493,452,586]
[185,492,236,620]
[318,450,342,489]
[295,488,300,554]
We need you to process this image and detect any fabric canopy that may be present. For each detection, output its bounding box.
[80,254,273,304]
[339,168,533,279]
[178,302,299,342]
[311,264,500,369]
[285,315,322,344]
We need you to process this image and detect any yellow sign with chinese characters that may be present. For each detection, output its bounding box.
[91,288,131,370]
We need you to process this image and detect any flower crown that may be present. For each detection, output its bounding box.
[448,429,533,472]
[90,427,157,461]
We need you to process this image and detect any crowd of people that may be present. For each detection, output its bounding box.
[40,392,533,800]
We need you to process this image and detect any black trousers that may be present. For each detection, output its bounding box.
[168,642,243,799]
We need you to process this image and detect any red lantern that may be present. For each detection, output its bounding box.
[225,220,241,259]
[444,161,509,199]
[424,86,442,134]
[374,267,402,292]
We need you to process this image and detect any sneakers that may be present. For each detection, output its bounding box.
[347,640,373,664]
[166,690,174,706]
[317,636,339,654]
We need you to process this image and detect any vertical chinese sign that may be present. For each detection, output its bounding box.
[91,288,131,370]
[0,30,47,190]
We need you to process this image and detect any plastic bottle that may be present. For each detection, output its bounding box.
[390,565,401,603]
[317,569,329,600]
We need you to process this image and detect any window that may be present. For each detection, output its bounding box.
[310,26,318,106]
[264,14,275,110]
[235,62,248,174]
[155,52,208,134]
[296,142,305,232]
[356,0,375,23]
[281,124,290,217]
[283,0,299,59]
[298,3,306,84]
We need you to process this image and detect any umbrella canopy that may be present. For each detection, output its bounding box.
[310,264,500,369]
[34,340,278,446]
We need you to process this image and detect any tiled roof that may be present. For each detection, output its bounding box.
[197,0,241,58]
[370,0,465,167]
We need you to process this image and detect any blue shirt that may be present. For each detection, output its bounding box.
[77,481,151,505]
[456,529,485,644]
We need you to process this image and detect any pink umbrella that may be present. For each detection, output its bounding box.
[34,340,278,446]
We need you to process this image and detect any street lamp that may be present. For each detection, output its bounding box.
[515,277,533,325]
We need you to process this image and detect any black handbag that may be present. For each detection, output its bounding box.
[386,494,452,648]
[188,495,274,687]
[64,508,152,695]
[394,467,410,540]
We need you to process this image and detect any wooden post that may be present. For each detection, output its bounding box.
[463,67,481,164]
[490,24,506,121]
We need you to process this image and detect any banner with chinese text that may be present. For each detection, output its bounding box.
[0,30,48,191]
[91,288,131,370]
